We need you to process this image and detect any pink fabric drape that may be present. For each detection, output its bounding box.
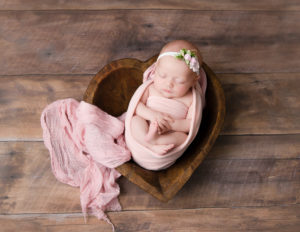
[41,99,131,230]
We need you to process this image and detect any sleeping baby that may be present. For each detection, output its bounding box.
[130,40,203,156]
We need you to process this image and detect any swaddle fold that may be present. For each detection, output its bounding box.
[146,95,188,120]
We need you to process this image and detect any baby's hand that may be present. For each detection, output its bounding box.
[151,111,174,134]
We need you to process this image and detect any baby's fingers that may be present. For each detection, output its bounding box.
[157,120,168,132]
[161,120,172,131]
[163,115,174,123]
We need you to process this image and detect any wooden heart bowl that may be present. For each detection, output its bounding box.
[83,55,225,202]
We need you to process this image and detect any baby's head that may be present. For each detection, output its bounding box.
[153,40,203,98]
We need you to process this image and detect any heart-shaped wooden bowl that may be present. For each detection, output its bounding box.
[83,55,225,202]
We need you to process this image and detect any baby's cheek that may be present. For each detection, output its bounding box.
[154,78,160,87]
[153,78,162,87]
[176,85,188,94]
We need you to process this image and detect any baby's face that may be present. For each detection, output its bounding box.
[153,56,197,98]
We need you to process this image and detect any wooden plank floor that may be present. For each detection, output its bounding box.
[0,1,299,231]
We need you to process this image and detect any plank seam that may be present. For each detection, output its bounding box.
[1,71,300,77]
[0,9,300,13]
[1,203,299,216]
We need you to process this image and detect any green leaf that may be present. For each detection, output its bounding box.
[180,49,185,56]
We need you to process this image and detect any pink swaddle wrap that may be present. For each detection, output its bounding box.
[125,62,207,171]
[146,95,189,119]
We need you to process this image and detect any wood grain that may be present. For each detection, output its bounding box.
[0,11,299,75]
[1,205,300,232]
[0,75,91,139]
[0,141,299,213]
[221,73,300,135]
[1,73,299,139]
[0,0,299,11]
[209,134,300,160]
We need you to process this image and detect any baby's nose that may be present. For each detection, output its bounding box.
[167,80,174,88]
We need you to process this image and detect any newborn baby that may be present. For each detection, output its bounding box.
[131,40,203,155]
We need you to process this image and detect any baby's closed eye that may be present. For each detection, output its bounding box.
[177,81,186,84]
[175,79,186,84]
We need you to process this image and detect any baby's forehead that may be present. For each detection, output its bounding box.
[158,57,191,73]
[158,56,186,68]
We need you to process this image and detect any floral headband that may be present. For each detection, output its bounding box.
[157,48,200,75]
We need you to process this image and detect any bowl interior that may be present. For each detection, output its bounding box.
[83,57,225,201]
[92,67,143,117]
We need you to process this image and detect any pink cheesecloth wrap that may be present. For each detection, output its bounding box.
[40,61,207,229]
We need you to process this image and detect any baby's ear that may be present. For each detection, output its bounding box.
[194,74,200,81]
[192,74,200,85]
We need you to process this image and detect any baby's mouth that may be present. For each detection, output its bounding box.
[163,89,172,93]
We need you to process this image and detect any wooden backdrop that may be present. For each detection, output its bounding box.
[0,1,299,231]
